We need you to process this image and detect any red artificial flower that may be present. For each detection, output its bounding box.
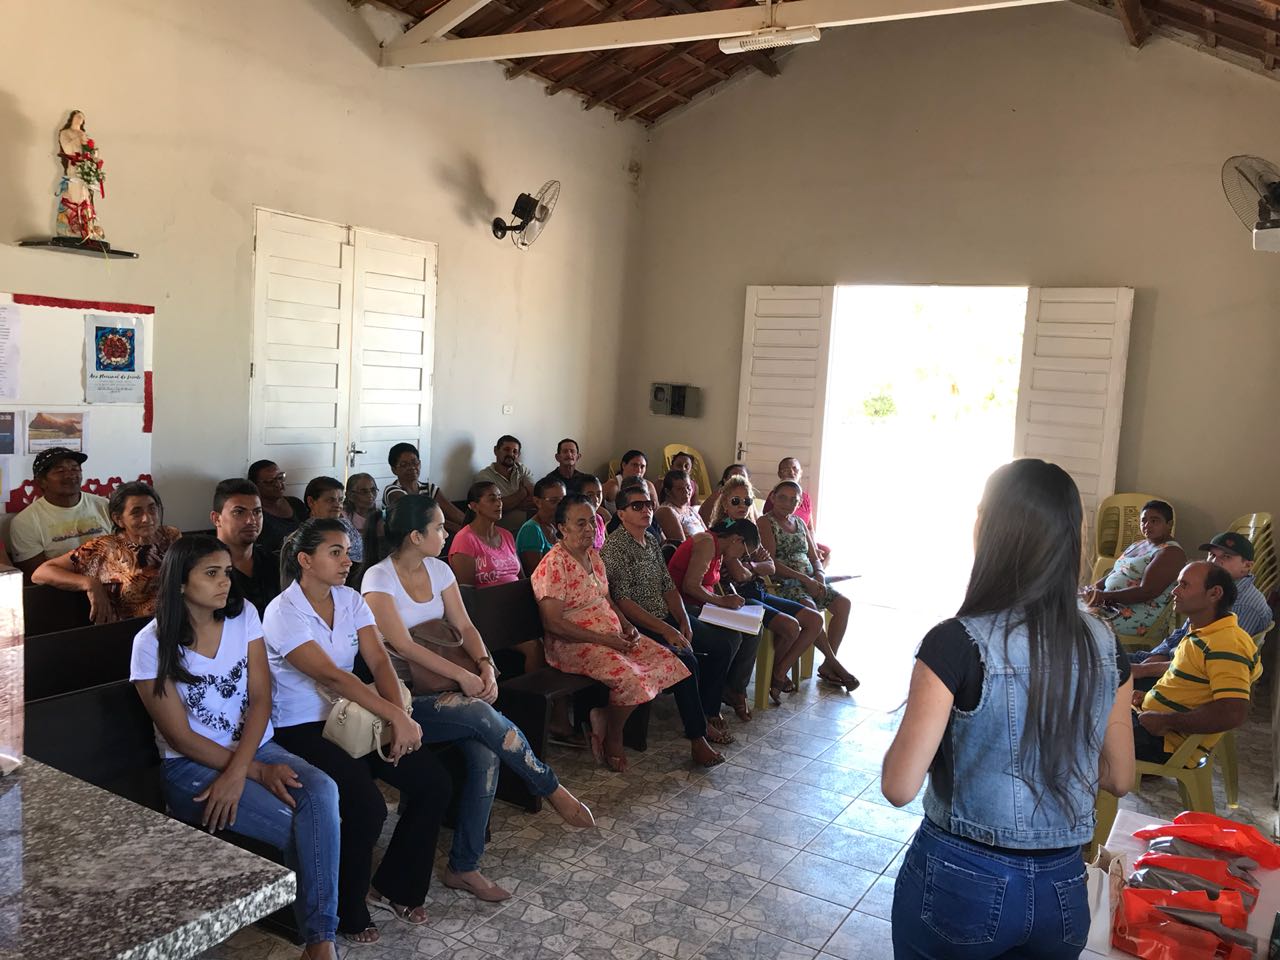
[96,160,103,167]
[84,139,95,149]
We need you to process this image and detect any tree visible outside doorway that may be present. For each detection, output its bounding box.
[816,286,1028,618]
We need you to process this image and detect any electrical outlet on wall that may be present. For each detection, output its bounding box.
[502,403,514,415]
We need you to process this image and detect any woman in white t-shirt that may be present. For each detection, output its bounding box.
[130,536,341,960]
[363,495,593,903]
[264,518,448,947]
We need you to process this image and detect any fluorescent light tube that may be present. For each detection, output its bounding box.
[719,25,821,53]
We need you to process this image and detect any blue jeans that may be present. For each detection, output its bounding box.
[413,692,560,873]
[892,818,1089,960]
[163,740,340,946]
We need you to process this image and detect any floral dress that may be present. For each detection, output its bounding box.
[531,542,689,706]
[70,526,181,620]
[1104,538,1181,637]
[766,516,840,608]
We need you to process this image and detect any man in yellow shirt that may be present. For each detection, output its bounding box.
[1133,560,1262,766]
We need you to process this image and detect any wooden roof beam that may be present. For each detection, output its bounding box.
[1114,0,1151,44]
[1147,0,1280,61]
[651,0,780,76]
[617,68,707,119]
[386,0,499,45]
[382,0,1062,66]
[488,0,562,34]
[584,46,688,107]
[504,0,645,77]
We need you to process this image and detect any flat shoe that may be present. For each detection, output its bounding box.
[442,870,513,902]
[338,925,380,946]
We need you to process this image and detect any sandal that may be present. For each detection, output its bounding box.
[724,694,752,723]
[367,891,429,925]
[605,752,628,773]
[768,685,783,706]
[705,718,736,744]
[338,925,380,946]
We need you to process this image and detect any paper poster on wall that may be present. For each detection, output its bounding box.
[84,314,144,403]
[27,410,86,452]
[0,305,21,400]
[0,413,15,456]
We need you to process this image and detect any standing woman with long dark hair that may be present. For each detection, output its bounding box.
[264,518,450,947]
[882,459,1135,959]
[129,536,341,960]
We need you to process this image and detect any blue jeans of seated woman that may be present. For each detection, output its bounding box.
[413,691,560,873]
[892,818,1089,960]
[163,739,340,946]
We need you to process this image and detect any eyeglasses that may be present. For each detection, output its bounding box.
[728,497,750,506]
[264,473,287,484]
[624,500,654,511]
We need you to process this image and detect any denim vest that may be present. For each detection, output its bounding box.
[923,610,1118,849]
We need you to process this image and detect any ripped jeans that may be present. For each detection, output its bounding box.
[413,692,560,873]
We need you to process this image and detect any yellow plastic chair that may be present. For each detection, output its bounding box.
[662,443,713,500]
[1216,620,1272,808]
[1134,732,1221,813]
[1229,512,1276,596]
[1093,493,1167,576]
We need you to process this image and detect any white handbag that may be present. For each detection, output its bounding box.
[321,680,413,760]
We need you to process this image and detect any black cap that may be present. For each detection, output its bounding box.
[1199,531,1255,562]
[32,446,87,476]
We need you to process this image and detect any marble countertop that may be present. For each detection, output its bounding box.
[0,760,295,960]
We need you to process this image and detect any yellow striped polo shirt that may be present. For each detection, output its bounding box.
[1142,612,1261,757]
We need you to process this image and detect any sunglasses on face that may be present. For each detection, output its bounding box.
[728,497,750,507]
[624,500,654,511]
[264,473,287,484]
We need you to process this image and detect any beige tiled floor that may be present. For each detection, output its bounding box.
[201,592,1277,959]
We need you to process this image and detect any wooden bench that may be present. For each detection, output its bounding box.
[24,616,148,701]
[460,579,651,811]
[23,584,92,636]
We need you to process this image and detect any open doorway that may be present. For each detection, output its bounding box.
[817,285,1029,617]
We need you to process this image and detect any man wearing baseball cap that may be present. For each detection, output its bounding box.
[1131,530,1271,686]
[8,447,112,577]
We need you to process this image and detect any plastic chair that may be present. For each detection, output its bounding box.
[1116,599,1179,654]
[1229,512,1276,597]
[1093,493,1167,575]
[754,628,806,712]
[1216,620,1272,808]
[662,443,713,500]
[1133,732,1221,813]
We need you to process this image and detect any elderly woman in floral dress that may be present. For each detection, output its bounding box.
[531,493,689,772]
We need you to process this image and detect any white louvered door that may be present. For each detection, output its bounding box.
[249,210,436,497]
[735,285,835,507]
[349,229,438,494]
[249,209,354,501]
[1012,287,1134,532]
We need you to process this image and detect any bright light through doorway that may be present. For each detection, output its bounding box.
[818,285,1029,618]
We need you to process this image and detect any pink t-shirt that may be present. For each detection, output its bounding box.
[449,525,521,588]
[593,513,606,551]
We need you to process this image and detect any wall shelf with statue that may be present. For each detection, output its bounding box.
[15,110,137,260]
[17,238,138,259]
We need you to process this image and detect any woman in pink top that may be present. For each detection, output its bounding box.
[448,482,521,588]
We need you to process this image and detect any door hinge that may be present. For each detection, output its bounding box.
[250,362,255,378]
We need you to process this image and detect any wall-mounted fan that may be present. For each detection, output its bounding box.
[491,180,560,249]
[1221,156,1280,252]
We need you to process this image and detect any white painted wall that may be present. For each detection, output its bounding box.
[622,3,1280,550]
[0,0,644,527]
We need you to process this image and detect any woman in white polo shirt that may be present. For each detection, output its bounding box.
[130,536,341,960]
[264,518,450,947]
